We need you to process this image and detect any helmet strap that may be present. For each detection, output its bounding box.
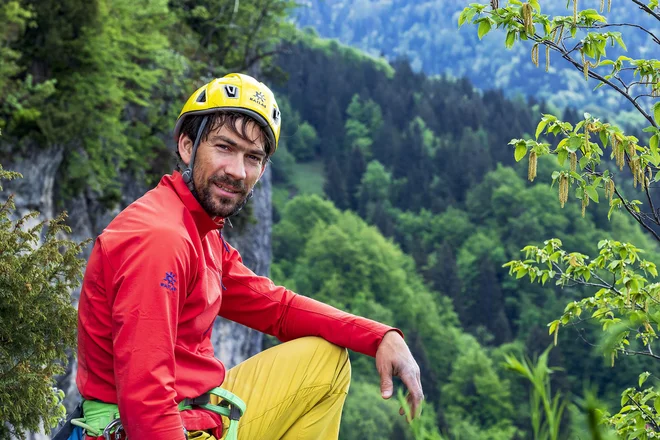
[182,115,209,192]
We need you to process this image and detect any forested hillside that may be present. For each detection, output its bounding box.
[295,0,656,120]
[269,30,660,438]
[1,0,658,439]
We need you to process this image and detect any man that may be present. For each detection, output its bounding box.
[76,73,423,440]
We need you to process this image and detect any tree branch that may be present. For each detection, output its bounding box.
[533,36,657,127]
[630,0,660,22]
[592,23,660,45]
[627,395,660,431]
[642,169,660,225]
[613,184,660,241]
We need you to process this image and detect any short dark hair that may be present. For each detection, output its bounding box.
[175,111,274,170]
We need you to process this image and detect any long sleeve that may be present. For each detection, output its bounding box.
[218,241,402,357]
[104,232,193,439]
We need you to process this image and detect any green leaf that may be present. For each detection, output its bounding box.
[579,155,590,170]
[599,130,608,148]
[608,198,622,220]
[557,149,568,166]
[478,19,492,40]
[515,144,528,161]
[654,102,660,126]
[586,186,599,203]
[651,134,659,153]
[535,118,549,140]
[505,30,516,48]
[639,371,651,387]
[613,34,627,51]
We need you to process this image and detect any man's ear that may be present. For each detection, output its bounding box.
[178,134,193,166]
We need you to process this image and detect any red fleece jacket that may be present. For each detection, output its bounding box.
[76,171,401,439]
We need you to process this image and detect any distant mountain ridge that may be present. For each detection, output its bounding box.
[294,0,656,119]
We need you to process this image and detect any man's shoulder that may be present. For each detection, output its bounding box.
[99,185,194,254]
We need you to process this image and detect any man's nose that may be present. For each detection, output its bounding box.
[224,154,247,181]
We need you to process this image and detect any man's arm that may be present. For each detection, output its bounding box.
[219,240,424,417]
[104,232,191,439]
[218,240,399,356]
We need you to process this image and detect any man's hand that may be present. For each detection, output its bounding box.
[375,330,424,420]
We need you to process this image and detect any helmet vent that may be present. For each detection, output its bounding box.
[224,85,239,99]
[272,107,281,125]
[196,90,207,103]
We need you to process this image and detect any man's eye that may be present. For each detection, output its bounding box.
[216,144,230,150]
[247,155,262,163]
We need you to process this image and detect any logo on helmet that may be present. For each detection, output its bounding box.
[250,91,267,108]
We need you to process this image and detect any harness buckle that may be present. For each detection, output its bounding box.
[103,418,123,440]
[185,393,211,407]
[229,405,241,421]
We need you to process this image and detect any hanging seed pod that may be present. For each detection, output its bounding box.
[522,3,534,34]
[584,127,591,154]
[545,45,550,72]
[559,174,569,208]
[582,191,589,217]
[531,44,539,67]
[570,152,578,172]
[605,179,615,201]
[491,0,499,9]
[613,136,625,170]
[600,0,605,13]
[528,151,538,181]
[652,85,660,98]
[573,0,578,24]
[632,158,639,188]
[558,25,565,43]
[608,0,612,12]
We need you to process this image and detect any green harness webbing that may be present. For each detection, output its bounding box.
[179,387,246,440]
[70,387,246,440]
[71,400,119,437]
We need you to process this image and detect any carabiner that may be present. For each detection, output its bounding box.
[103,418,123,440]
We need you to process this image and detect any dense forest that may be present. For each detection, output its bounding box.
[1,0,658,439]
[268,30,659,438]
[295,0,657,121]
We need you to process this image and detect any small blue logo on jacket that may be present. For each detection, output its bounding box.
[161,272,177,292]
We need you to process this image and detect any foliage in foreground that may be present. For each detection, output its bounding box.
[0,165,87,439]
[463,0,660,438]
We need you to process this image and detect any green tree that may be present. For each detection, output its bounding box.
[0,1,55,137]
[0,166,87,439]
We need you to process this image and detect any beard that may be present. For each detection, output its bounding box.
[194,173,250,218]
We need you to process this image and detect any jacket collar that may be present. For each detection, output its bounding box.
[160,171,225,238]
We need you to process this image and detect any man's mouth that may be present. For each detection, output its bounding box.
[214,182,244,197]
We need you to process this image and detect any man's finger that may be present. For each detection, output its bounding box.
[400,368,424,418]
[379,363,394,399]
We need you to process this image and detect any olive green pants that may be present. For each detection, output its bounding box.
[199,336,351,440]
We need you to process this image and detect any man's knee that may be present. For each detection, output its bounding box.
[291,337,351,390]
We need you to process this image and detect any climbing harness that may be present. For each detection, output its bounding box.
[52,387,245,440]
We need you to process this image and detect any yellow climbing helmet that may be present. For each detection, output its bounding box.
[173,73,282,154]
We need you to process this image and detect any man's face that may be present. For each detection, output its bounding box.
[179,118,267,218]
